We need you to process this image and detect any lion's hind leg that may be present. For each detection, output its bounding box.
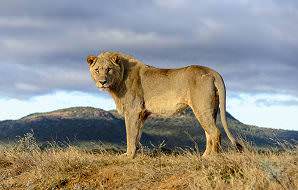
[192,109,221,156]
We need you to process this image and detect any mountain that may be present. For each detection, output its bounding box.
[0,107,297,150]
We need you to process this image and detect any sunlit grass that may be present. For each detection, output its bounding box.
[0,134,297,190]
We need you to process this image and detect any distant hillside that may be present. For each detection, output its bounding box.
[0,107,297,150]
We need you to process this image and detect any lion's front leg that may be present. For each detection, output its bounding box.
[124,112,144,158]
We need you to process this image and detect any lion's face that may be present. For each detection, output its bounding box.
[86,53,123,90]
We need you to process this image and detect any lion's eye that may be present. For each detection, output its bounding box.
[95,68,99,73]
[107,68,112,73]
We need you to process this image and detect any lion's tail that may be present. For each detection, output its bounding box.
[214,72,243,152]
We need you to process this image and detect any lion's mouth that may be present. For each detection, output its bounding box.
[96,82,111,89]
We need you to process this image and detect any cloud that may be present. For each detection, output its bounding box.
[0,17,47,28]
[0,0,298,98]
[254,94,298,107]
[228,93,298,130]
[0,63,96,98]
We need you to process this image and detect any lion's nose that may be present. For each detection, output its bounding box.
[99,80,107,85]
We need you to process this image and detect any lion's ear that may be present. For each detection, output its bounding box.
[86,55,97,66]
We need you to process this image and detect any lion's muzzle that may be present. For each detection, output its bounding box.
[96,81,111,90]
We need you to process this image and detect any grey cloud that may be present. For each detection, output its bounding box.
[0,0,298,98]
[256,99,298,107]
[0,63,97,98]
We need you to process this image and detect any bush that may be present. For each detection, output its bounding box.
[15,132,40,153]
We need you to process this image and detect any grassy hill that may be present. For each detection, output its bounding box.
[0,141,297,189]
[0,107,297,151]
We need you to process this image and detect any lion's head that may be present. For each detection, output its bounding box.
[86,52,124,90]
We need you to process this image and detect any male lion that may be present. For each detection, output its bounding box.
[86,51,242,158]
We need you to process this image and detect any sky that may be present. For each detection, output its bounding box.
[0,0,297,130]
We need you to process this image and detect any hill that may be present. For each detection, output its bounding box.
[0,107,297,150]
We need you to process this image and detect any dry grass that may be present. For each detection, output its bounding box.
[0,135,297,190]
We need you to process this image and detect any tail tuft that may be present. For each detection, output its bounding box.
[235,142,243,152]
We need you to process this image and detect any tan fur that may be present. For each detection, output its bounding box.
[86,51,242,158]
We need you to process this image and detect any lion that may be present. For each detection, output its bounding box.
[86,51,242,158]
